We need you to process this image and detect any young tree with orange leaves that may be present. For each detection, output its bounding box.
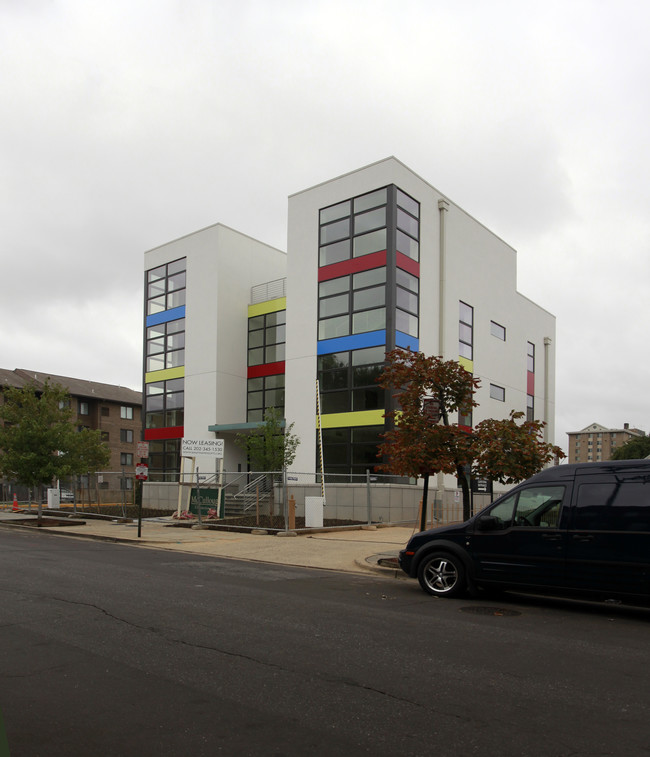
[378,349,564,526]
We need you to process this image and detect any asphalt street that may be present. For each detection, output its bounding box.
[1,528,649,757]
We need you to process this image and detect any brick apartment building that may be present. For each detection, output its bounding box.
[0,368,142,473]
[567,422,646,464]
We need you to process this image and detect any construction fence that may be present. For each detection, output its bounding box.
[142,470,497,531]
[1,471,138,516]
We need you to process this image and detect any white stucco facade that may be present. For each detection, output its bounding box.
[285,157,555,475]
[143,157,555,494]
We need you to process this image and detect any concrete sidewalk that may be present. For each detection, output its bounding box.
[0,511,416,577]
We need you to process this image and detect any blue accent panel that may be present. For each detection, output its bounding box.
[317,330,386,355]
[146,305,186,327]
[395,331,419,351]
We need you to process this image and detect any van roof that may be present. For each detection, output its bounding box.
[529,459,650,483]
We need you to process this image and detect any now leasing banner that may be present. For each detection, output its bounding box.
[181,438,225,458]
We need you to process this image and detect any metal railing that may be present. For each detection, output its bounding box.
[141,470,496,532]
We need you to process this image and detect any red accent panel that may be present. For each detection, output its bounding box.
[396,252,420,277]
[527,371,535,395]
[318,251,387,282]
[145,426,184,441]
[248,361,285,379]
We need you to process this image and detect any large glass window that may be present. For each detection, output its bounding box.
[247,374,285,422]
[148,439,181,479]
[145,378,184,429]
[146,258,186,316]
[248,310,286,366]
[146,318,185,373]
[319,425,384,477]
[318,347,386,415]
[318,269,386,340]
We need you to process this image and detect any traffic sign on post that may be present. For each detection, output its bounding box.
[137,441,149,459]
[135,463,149,481]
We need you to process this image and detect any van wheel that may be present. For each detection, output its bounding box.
[417,553,466,598]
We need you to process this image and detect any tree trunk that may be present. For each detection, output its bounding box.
[457,464,471,522]
[419,474,429,532]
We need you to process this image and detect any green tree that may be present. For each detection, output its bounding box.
[378,349,564,525]
[611,434,650,460]
[235,407,300,472]
[0,382,110,493]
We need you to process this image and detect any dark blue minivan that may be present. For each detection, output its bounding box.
[399,460,650,603]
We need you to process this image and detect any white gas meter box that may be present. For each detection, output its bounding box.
[305,496,324,528]
[47,488,61,509]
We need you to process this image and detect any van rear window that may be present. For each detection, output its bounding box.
[574,482,650,531]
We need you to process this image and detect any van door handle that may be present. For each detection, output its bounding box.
[541,534,562,541]
[572,534,594,542]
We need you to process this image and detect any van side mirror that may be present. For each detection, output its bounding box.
[476,515,501,532]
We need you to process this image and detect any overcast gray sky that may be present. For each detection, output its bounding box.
[2,0,649,451]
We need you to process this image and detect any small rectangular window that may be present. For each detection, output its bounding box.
[490,321,506,340]
[490,384,505,402]
[527,342,535,373]
[120,406,133,420]
[120,453,134,466]
[79,401,89,415]
[120,429,134,443]
[527,394,534,422]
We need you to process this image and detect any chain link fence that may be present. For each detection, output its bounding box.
[141,470,495,532]
[1,471,140,517]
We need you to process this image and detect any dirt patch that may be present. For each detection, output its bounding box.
[169,515,366,532]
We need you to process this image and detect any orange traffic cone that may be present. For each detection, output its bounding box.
[12,494,19,512]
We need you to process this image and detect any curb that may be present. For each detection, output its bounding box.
[0,520,408,578]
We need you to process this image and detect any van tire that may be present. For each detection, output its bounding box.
[417,552,466,598]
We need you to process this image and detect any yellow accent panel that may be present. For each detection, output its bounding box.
[145,366,185,383]
[458,357,473,372]
[319,410,385,429]
[248,297,287,317]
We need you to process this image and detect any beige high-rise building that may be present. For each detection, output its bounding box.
[567,422,645,464]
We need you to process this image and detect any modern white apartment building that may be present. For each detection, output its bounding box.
[143,157,556,494]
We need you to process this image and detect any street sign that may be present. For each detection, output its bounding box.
[422,397,440,423]
[181,438,225,458]
[137,441,150,459]
[135,463,149,481]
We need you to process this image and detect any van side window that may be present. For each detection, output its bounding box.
[489,493,517,528]
[513,486,565,528]
[486,486,565,529]
[574,481,650,531]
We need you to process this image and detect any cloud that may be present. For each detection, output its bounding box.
[2,0,650,449]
